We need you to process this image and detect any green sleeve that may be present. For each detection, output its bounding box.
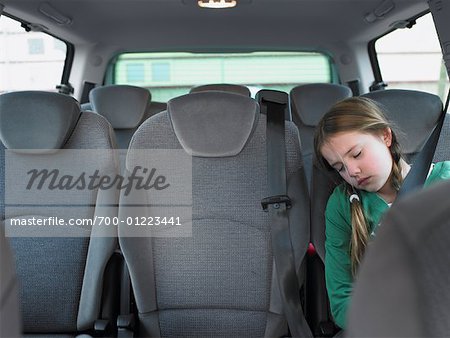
[324,187,353,329]
[425,161,450,186]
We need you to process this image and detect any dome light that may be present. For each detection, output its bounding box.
[197,0,237,9]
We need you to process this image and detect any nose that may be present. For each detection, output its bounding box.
[344,161,360,177]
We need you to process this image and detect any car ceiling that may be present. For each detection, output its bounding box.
[1,0,429,51]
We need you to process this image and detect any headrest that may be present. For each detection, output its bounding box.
[362,89,443,154]
[290,83,352,127]
[89,85,150,129]
[168,91,259,157]
[0,91,80,153]
[190,83,251,97]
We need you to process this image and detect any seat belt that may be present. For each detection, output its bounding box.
[259,90,312,337]
[396,90,449,200]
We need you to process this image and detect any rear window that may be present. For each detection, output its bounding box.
[110,51,333,101]
[0,15,67,93]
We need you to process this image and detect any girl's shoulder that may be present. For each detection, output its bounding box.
[429,161,450,182]
[325,183,352,234]
[327,183,348,207]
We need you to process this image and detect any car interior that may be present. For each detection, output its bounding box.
[0,0,450,337]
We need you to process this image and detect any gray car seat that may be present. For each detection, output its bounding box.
[189,83,251,96]
[310,89,445,333]
[118,91,311,337]
[347,179,450,337]
[0,91,119,337]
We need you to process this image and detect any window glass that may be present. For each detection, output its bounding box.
[0,15,67,93]
[376,13,448,101]
[112,52,333,101]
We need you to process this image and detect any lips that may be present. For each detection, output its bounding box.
[357,177,370,186]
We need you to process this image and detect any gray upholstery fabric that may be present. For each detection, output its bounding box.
[168,92,259,157]
[1,94,118,335]
[290,84,352,188]
[119,92,310,336]
[11,237,89,332]
[363,89,443,157]
[190,83,251,97]
[0,223,21,338]
[89,85,150,129]
[433,113,450,162]
[0,91,80,153]
[347,180,450,337]
[159,309,267,337]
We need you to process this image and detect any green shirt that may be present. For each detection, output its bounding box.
[324,161,450,329]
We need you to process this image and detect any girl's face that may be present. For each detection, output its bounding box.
[320,128,393,193]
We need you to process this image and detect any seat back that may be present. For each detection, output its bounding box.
[347,180,450,336]
[118,91,310,337]
[290,83,352,188]
[89,84,150,149]
[362,89,444,162]
[0,91,119,335]
[0,222,21,338]
[189,83,251,96]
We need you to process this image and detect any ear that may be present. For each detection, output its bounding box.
[383,127,392,147]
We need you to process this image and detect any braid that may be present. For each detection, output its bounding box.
[389,132,405,191]
[349,132,405,275]
[347,185,369,276]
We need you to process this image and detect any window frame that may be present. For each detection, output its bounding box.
[1,12,74,91]
[368,10,435,92]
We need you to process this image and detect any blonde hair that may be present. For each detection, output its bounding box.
[314,97,405,275]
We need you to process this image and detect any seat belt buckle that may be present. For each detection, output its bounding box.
[261,195,292,212]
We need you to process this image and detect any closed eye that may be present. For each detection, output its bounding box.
[335,165,344,172]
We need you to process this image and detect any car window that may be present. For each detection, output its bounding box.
[0,15,67,93]
[375,13,448,101]
[109,51,334,101]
